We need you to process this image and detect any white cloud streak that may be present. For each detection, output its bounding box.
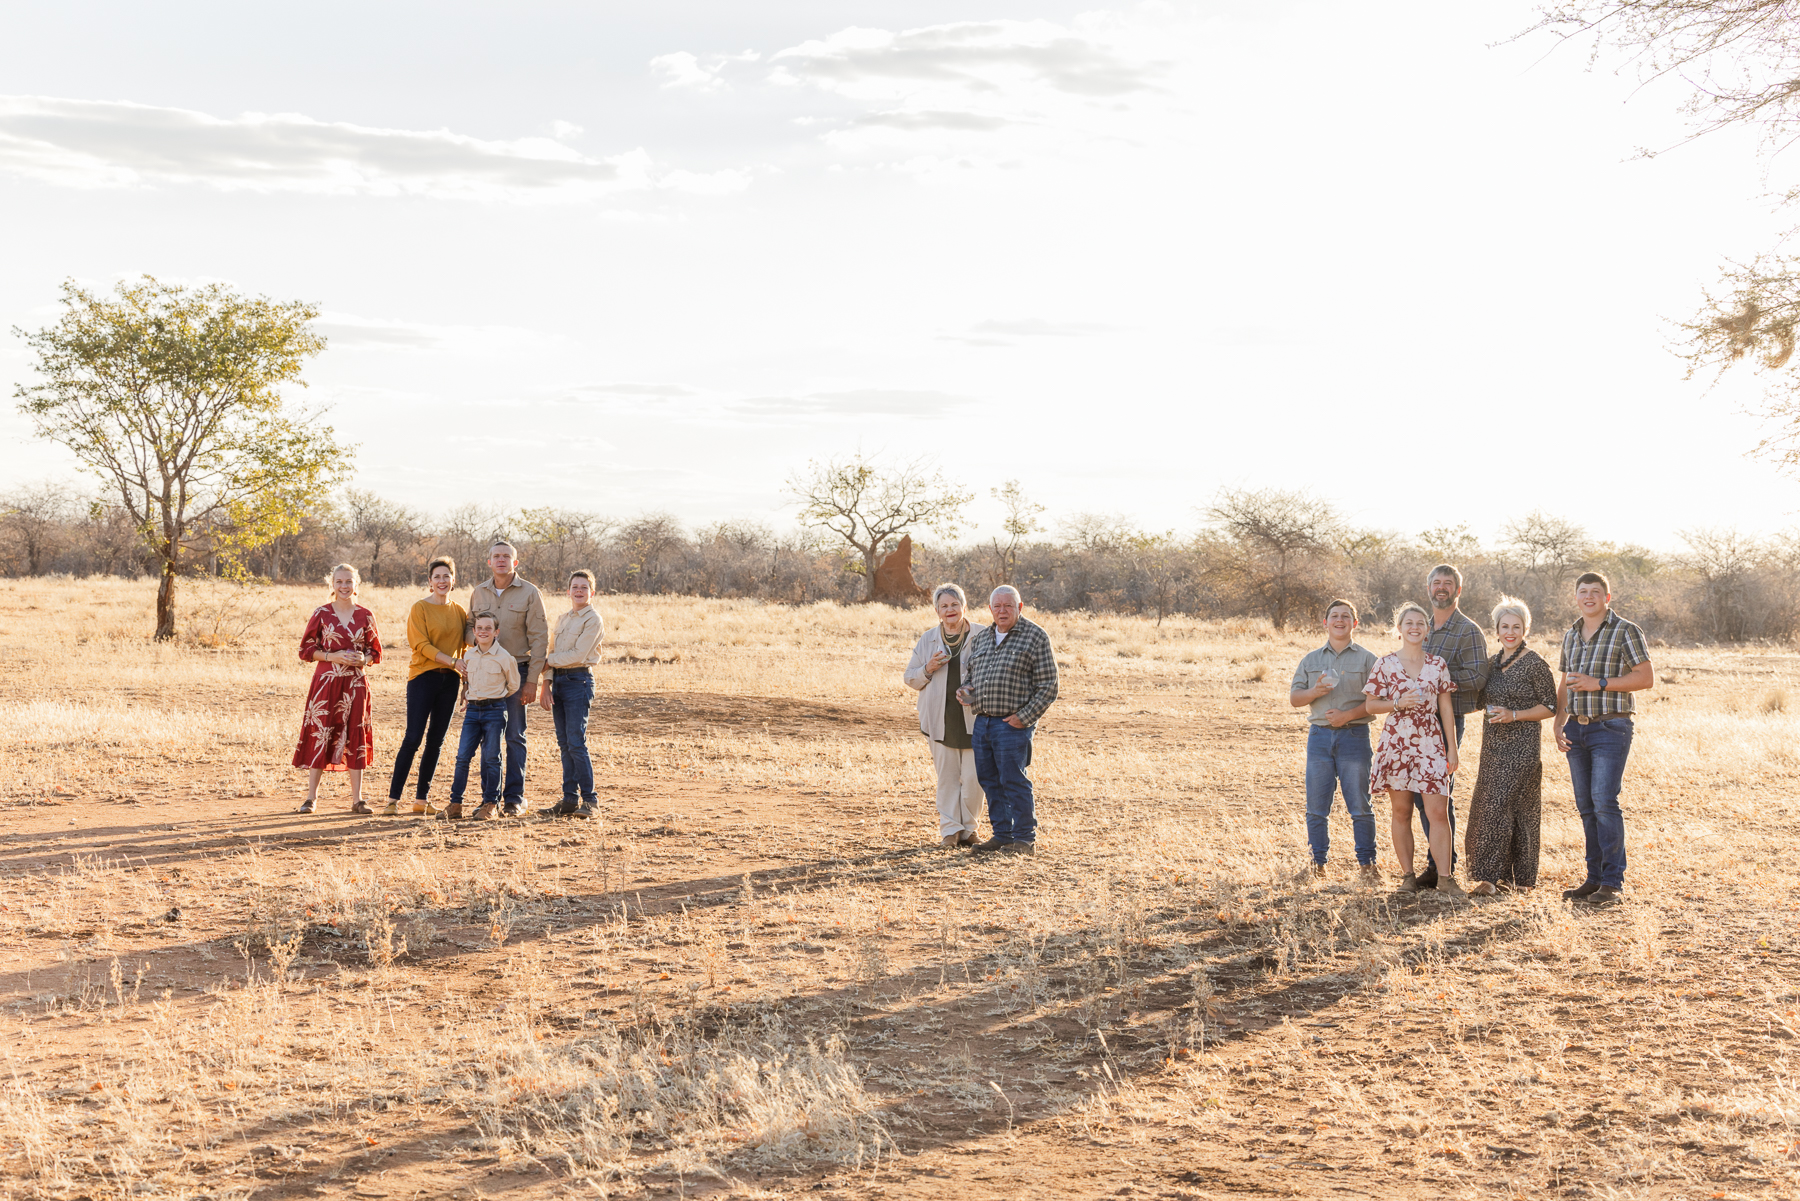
[0,96,749,199]
[768,21,1156,99]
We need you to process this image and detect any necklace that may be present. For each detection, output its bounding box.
[941,624,968,656]
[1492,644,1526,674]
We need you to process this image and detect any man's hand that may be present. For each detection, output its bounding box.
[538,684,553,711]
[1312,679,1335,699]
[1323,707,1355,729]
[517,683,537,706]
[1004,714,1027,729]
[955,686,974,707]
[1565,672,1602,693]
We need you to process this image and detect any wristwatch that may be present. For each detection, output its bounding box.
[1596,677,1607,692]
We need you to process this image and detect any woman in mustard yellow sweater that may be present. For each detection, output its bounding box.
[383,557,470,815]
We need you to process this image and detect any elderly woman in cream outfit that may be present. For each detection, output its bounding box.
[904,583,986,848]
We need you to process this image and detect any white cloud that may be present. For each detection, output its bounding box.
[314,313,565,353]
[729,389,967,417]
[650,49,761,91]
[0,96,742,200]
[769,21,1156,100]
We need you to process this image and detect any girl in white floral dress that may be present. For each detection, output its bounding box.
[1363,602,1463,896]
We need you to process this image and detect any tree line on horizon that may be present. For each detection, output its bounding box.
[3,472,1796,646]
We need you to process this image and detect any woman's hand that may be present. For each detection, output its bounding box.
[925,649,949,676]
[1446,750,1459,775]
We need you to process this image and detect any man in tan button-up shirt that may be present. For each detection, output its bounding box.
[465,541,548,815]
[540,570,605,817]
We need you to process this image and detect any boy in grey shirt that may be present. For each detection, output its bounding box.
[1289,599,1379,879]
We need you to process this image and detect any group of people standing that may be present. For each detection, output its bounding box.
[289,540,605,820]
[1291,564,1651,905]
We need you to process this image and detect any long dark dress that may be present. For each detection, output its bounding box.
[1464,647,1557,886]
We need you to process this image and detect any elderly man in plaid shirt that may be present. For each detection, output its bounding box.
[1407,563,1491,888]
[956,585,1059,855]
[1554,571,1655,907]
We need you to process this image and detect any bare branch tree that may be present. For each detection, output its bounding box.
[0,481,78,575]
[785,454,972,600]
[1204,487,1344,628]
[987,479,1045,588]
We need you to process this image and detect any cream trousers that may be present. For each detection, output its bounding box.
[928,740,985,838]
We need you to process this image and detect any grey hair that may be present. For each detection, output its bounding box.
[989,584,1022,605]
[1491,594,1532,635]
[932,583,967,608]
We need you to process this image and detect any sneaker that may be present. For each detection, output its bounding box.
[443,802,464,820]
[471,802,497,821]
[551,798,581,817]
[1398,873,1419,894]
[379,799,399,817]
[412,801,430,815]
[572,801,597,820]
[970,836,1009,854]
[999,841,1037,856]
[1579,885,1623,907]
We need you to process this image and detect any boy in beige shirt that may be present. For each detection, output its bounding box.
[446,613,520,821]
[541,569,605,818]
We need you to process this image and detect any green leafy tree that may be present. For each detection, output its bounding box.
[786,454,972,601]
[13,276,343,638]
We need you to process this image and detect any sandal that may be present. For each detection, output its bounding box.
[297,799,316,814]
[349,800,374,815]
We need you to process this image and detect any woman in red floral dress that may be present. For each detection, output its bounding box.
[293,563,383,813]
[1363,602,1463,896]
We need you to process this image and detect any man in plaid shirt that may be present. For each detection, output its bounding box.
[1554,571,1655,907]
[957,585,1059,855]
[1409,564,1491,888]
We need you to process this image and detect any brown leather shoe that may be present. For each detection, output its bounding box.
[349,800,374,815]
[442,802,464,820]
[939,835,960,849]
[971,836,1008,854]
[999,841,1036,856]
[957,832,979,847]
[471,802,497,821]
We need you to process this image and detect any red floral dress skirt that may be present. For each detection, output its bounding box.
[1364,652,1457,795]
[292,603,383,771]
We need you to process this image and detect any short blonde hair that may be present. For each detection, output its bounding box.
[1491,595,1532,635]
[327,563,361,593]
[1392,601,1430,635]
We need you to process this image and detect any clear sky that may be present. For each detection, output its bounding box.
[0,1,1789,552]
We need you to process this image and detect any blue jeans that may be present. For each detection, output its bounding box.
[1306,724,1375,866]
[972,715,1036,843]
[550,668,596,804]
[1565,716,1633,888]
[1407,712,1464,875]
[450,700,507,806]
[503,662,530,805]
[388,669,460,801]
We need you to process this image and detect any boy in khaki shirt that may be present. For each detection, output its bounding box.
[541,569,604,818]
[446,614,519,821]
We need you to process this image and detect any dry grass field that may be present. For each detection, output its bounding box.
[3,577,1799,1200]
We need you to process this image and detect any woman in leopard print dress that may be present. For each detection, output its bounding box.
[1465,597,1558,893]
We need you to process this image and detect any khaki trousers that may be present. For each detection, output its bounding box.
[928,740,985,838]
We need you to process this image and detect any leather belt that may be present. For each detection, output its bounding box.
[1573,713,1631,724]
